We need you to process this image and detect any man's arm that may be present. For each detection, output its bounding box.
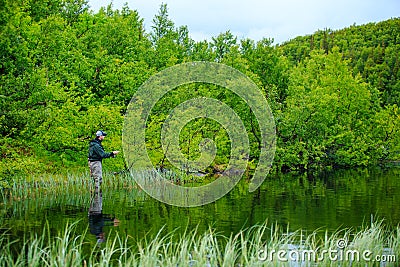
[94,144,115,159]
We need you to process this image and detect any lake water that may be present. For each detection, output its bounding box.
[1,167,399,249]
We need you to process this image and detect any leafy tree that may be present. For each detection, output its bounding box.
[278,48,381,170]
[211,31,237,62]
[150,3,174,44]
[281,18,400,106]
[0,1,399,181]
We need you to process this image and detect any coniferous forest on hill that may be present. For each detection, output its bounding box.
[0,0,399,184]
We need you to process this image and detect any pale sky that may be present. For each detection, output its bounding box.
[88,0,400,44]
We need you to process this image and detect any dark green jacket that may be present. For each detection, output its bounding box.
[88,138,114,162]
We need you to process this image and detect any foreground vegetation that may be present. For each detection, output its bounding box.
[0,219,398,266]
[1,1,399,185]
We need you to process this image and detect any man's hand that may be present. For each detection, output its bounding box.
[112,151,120,157]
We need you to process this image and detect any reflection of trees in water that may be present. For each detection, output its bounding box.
[2,168,399,247]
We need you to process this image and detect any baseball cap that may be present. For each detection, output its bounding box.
[96,130,107,137]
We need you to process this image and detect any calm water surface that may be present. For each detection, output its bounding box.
[1,167,399,247]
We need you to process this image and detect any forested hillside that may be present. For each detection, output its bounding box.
[281,19,400,106]
[1,0,399,183]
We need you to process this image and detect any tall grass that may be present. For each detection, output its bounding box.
[1,169,201,206]
[1,171,137,204]
[0,220,398,267]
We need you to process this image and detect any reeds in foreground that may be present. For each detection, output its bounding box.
[0,220,398,267]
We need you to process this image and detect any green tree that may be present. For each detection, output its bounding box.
[277,48,381,170]
[150,3,174,44]
[211,31,237,62]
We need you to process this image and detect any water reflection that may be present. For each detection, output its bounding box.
[2,168,399,246]
[88,189,120,245]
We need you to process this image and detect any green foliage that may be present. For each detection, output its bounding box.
[277,48,384,170]
[0,218,398,266]
[211,30,237,61]
[281,18,400,106]
[0,0,399,180]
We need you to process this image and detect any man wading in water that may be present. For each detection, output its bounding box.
[88,130,120,189]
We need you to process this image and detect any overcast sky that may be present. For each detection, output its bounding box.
[88,0,399,44]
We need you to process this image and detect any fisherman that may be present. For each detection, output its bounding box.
[88,130,119,189]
